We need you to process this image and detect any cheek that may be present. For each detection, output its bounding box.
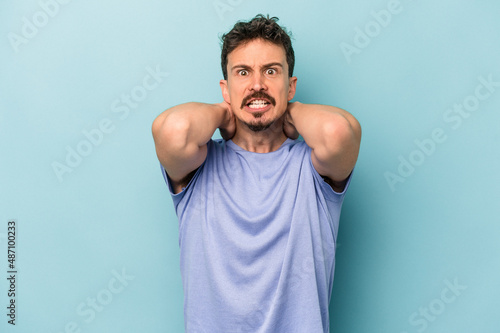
[228,85,243,99]
[229,93,245,110]
[227,90,238,102]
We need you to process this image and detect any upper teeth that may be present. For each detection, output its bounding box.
[248,100,268,108]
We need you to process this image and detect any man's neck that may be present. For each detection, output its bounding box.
[230,119,289,153]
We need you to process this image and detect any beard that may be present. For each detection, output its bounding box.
[239,91,277,131]
[241,112,275,132]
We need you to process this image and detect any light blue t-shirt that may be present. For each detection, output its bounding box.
[160,138,352,333]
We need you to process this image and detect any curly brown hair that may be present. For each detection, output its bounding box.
[220,14,295,80]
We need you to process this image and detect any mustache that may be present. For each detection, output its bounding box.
[240,91,276,109]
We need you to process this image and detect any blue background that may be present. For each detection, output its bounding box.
[1,0,499,332]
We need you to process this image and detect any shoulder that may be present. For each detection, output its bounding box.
[206,138,230,157]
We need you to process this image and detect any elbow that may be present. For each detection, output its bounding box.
[321,113,361,154]
[152,111,191,152]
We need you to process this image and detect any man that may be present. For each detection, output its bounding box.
[152,14,361,333]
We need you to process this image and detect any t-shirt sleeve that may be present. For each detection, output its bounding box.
[158,141,210,207]
[306,144,355,202]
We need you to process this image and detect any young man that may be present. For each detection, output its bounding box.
[152,14,361,333]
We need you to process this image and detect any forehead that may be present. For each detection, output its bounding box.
[227,38,287,68]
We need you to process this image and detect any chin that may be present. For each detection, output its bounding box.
[242,115,276,132]
[245,121,273,132]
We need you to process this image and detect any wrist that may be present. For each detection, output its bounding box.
[286,101,302,125]
[214,102,230,127]
[215,102,235,140]
[283,102,300,139]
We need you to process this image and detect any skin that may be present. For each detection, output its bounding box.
[152,38,361,194]
[219,38,297,153]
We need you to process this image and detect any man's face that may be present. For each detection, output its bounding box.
[220,38,297,132]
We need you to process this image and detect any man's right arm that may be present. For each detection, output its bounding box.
[152,102,235,194]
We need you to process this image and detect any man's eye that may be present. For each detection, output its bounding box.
[239,70,248,76]
[266,69,276,75]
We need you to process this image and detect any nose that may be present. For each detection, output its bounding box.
[250,71,267,91]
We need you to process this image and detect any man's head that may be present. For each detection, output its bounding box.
[220,15,297,133]
[221,14,295,80]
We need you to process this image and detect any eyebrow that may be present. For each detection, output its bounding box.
[231,62,284,72]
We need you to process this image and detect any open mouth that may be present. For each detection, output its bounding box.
[246,99,271,109]
[246,99,271,111]
[241,92,276,111]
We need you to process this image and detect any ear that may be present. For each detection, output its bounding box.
[287,76,297,101]
[220,79,230,104]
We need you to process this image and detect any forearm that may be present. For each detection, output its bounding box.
[154,102,226,148]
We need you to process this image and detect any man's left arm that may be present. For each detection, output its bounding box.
[285,102,362,193]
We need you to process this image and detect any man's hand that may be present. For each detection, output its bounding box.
[216,101,236,141]
[283,102,300,140]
